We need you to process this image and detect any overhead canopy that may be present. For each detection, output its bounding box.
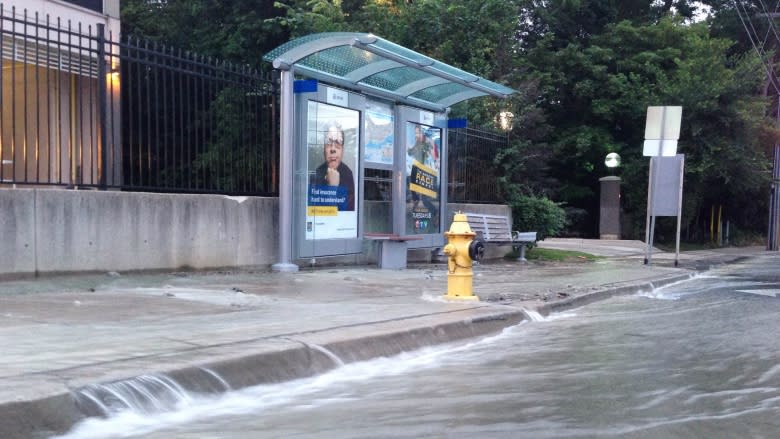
[263,32,515,113]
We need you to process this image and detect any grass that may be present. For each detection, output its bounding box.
[505,247,602,262]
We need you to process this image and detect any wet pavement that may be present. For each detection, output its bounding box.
[0,239,766,438]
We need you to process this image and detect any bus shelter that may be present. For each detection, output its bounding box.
[264,33,514,271]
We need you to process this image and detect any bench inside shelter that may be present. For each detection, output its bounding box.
[463,212,537,261]
[364,233,423,269]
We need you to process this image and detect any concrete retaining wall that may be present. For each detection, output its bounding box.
[1,189,277,277]
[0,190,511,276]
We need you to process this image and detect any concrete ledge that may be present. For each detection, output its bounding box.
[537,272,695,316]
[0,189,278,277]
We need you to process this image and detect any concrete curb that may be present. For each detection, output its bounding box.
[2,307,525,439]
[536,272,695,315]
[4,256,740,438]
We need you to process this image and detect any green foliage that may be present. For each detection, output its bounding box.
[119,1,780,242]
[523,13,779,238]
[192,87,274,192]
[121,0,290,67]
[270,0,346,36]
[522,247,601,262]
[508,195,567,241]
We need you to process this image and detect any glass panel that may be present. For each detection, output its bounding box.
[364,100,394,166]
[362,67,428,91]
[263,32,358,62]
[405,122,442,235]
[371,38,432,65]
[62,0,102,13]
[305,101,360,240]
[363,169,393,233]
[299,46,378,77]
[411,83,472,103]
[429,61,479,83]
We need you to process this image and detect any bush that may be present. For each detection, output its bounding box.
[509,195,566,241]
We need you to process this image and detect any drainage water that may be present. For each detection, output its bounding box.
[59,257,780,438]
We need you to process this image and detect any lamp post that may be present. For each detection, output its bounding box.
[599,153,621,239]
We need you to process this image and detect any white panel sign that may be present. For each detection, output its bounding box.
[643,139,678,157]
[650,154,684,216]
[645,106,682,140]
[419,111,434,126]
[326,87,349,106]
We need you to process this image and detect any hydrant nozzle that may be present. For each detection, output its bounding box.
[442,213,479,301]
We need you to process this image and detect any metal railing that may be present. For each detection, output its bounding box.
[0,6,278,195]
[447,126,506,203]
[114,37,278,195]
[0,6,106,187]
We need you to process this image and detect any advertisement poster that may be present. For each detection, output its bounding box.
[306,101,359,240]
[405,122,441,234]
[364,101,394,165]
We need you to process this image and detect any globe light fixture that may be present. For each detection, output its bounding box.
[496,111,514,131]
[605,152,621,168]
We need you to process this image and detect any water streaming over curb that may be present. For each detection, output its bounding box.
[51,277,699,438]
[55,325,526,439]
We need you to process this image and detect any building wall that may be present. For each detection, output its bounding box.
[1,0,122,187]
[4,0,120,36]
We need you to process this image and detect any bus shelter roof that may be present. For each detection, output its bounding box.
[263,32,515,113]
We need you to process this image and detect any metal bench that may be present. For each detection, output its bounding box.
[463,212,537,262]
[364,233,423,269]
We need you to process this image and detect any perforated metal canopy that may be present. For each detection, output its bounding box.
[264,32,515,112]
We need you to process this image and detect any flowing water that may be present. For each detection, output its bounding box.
[58,256,780,438]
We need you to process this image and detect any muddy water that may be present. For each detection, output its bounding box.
[60,256,780,438]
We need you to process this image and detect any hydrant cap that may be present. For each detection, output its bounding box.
[447,213,475,235]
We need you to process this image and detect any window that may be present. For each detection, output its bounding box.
[62,0,103,14]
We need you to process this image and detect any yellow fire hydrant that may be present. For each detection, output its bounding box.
[442,213,483,301]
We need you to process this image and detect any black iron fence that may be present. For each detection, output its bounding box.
[447,127,506,203]
[0,6,104,187]
[0,6,504,201]
[115,38,278,195]
[0,6,278,195]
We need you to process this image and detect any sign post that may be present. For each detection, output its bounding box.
[643,106,683,266]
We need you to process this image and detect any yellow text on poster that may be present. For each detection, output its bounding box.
[307,206,338,216]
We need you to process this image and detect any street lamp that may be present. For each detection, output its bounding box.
[600,153,621,239]
[496,111,514,131]
[604,152,621,169]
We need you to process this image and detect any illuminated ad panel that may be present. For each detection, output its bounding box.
[364,101,394,166]
[305,101,360,240]
[405,122,441,235]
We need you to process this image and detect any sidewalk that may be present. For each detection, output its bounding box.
[0,240,766,438]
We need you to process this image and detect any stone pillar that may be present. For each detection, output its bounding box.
[599,176,621,239]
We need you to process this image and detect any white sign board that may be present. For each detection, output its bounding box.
[650,155,684,216]
[644,106,682,157]
[643,139,679,157]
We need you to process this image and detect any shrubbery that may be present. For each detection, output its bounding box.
[508,195,566,241]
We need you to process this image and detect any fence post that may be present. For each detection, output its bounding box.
[97,23,108,189]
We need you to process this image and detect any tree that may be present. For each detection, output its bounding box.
[121,0,290,67]
[522,15,779,238]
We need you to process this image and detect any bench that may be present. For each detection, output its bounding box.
[364,233,423,269]
[463,212,537,262]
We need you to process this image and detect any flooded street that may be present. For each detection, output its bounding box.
[61,256,780,438]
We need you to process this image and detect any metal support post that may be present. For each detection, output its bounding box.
[272,69,299,272]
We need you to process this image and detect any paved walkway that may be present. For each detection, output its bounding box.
[0,240,768,438]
